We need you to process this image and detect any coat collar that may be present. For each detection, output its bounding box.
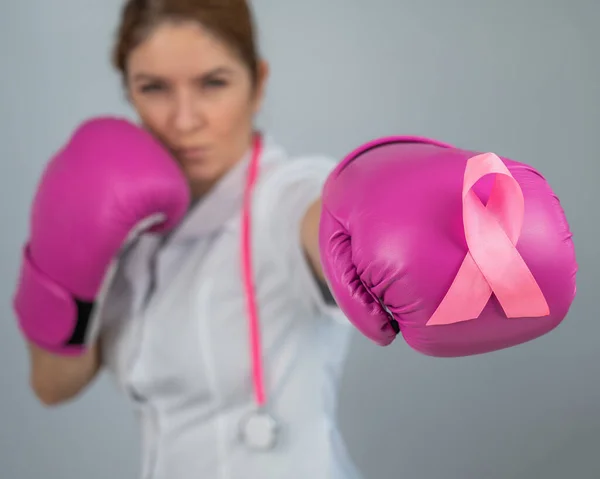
[164,134,286,244]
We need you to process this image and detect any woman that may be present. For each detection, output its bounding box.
[24,1,363,478]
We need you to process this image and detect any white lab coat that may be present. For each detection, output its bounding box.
[98,135,364,479]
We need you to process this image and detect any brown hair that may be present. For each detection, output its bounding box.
[112,0,260,84]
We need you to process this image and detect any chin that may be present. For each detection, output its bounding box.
[181,160,217,179]
[185,165,226,195]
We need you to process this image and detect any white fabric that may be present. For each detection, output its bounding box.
[99,136,363,479]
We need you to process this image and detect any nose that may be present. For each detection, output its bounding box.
[172,89,204,134]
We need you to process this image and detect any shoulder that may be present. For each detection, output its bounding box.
[255,135,338,201]
[250,135,335,245]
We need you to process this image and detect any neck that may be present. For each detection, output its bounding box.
[189,131,258,202]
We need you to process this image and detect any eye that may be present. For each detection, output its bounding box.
[202,77,227,89]
[139,83,166,94]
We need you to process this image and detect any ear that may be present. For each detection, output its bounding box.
[252,59,270,113]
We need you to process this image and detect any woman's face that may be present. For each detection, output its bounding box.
[125,20,268,196]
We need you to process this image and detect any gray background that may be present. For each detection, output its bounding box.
[1,1,598,478]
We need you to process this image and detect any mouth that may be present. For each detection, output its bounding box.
[175,146,209,160]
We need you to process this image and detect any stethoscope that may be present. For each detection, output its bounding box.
[237,133,280,451]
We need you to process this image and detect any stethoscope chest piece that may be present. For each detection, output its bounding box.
[239,409,279,451]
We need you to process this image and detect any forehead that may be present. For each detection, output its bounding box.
[127,21,242,76]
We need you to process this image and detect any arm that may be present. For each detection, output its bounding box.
[27,340,102,406]
[300,198,326,283]
[259,154,337,307]
[15,116,189,406]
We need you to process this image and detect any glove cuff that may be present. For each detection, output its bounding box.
[13,245,91,356]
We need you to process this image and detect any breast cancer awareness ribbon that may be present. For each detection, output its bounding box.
[426,152,550,326]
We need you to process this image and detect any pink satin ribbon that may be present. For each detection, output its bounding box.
[427,152,550,326]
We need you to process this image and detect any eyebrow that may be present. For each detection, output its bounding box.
[131,66,234,82]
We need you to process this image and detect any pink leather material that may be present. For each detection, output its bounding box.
[14,246,80,351]
[319,136,577,357]
[13,117,191,355]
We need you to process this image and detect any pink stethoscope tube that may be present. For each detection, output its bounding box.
[240,134,266,408]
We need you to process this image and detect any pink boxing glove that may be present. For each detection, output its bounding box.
[13,117,190,356]
[319,136,577,357]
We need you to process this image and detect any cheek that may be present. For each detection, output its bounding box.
[132,97,171,137]
[208,88,255,134]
